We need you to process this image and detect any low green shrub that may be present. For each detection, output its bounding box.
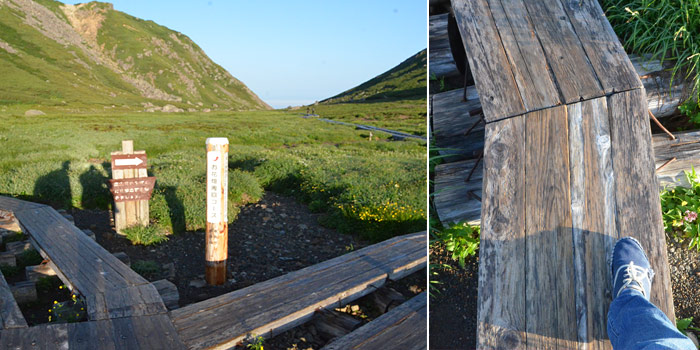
[661,167,700,249]
[432,222,480,268]
[680,99,700,126]
[602,0,700,98]
[131,260,161,280]
[121,225,169,246]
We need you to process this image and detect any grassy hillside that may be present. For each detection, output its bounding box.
[0,0,269,111]
[304,50,427,136]
[0,110,426,242]
[322,49,427,103]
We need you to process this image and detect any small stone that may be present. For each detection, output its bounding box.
[280,213,288,218]
[81,229,96,241]
[265,208,273,213]
[6,241,32,256]
[273,224,283,229]
[62,214,74,224]
[298,224,308,230]
[24,109,46,117]
[113,252,130,266]
[189,279,206,288]
[162,262,176,280]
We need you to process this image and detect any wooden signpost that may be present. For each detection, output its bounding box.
[205,137,229,285]
[109,140,155,233]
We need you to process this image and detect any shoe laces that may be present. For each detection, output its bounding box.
[613,261,650,298]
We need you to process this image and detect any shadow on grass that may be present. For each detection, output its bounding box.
[79,165,110,209]
[33,160,72,209]
[162,186,185,234]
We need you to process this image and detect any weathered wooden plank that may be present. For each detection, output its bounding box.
[521,0,603,103]
[560,0,641,93]
[175,241,424,349]
[486,0,561,110]
[431,87,483,160]
[568,98,617,349]
[653,129,700,188]
[430,14,459,78]
[608,89,675,320]
[0,269,27,330]
[452,0,526,121]
[0,315,185,349]
[434,128,700,227]
[10,203,166,321]
[321,292,427,350]
[87,283,166,320]
[170,232,426,349]
[0,196,46,213]
[433,158,482,226]
[16,208,135,291]
[524,106,576,349]
[477,116,526,349]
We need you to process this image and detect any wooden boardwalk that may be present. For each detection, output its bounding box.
[0,196,425,349]
[170,231,426,349]
[322,292,427,350]
[449,0,675,347]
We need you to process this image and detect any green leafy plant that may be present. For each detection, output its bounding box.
[660,167,700,249]
[121,225,169,246]
[602,0,700,98]
[429,73,446,92]
[680,99,700,126]
[49,291,86,323]
[677,317,700,334]
[131,260,161,280]
[437,222,480,268]
[246,335,264,350]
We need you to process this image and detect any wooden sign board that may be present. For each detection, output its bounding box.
[109,177,156,202]
[110,140,152,233]
[111,154,148,170]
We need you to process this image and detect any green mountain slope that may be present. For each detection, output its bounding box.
[321,49,426,103]
[0,0,270,110]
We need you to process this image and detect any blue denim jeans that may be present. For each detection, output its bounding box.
[607,289,696,349]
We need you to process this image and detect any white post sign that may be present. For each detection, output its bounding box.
[205,137,229,285]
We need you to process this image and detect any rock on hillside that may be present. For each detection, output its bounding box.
[0,0,270,110]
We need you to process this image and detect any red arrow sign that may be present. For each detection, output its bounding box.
[111,154,147,170]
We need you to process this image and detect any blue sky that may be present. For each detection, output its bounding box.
[63,0,427,108]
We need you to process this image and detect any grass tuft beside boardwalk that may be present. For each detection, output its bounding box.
[0,110,425,242]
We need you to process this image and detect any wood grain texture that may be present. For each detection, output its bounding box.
[0,269,27,330]
[568,98,616,349]
[608,89,675,320]
[433,159,482,226]
[521,0,603,103]
[452,0,526,121]
[477,116,526,349]
[10,204,166,321]
[431,87,484,160]
[653,129,700,188]
[0,315,185,350]
[525,106,576,349]
[321,292,426,350]
[430,14,460,78]
[0,197,46,213]
[560,0,641,93]
[170,232,426,349]
[487,0,561,109]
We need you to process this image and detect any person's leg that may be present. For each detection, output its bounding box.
[607,237,695,350]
